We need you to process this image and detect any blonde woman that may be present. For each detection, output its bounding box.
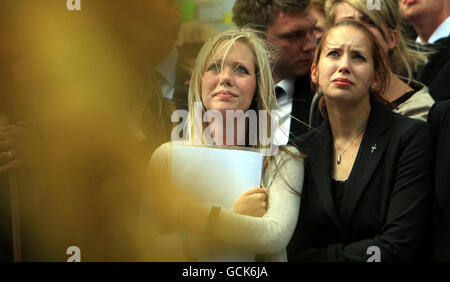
[310,0,434,125]
[141,29,304,262]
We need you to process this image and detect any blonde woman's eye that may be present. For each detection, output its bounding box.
[235,65,249,74]
[207,63,220,73]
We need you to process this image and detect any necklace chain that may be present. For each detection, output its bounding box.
[334,122,367,165]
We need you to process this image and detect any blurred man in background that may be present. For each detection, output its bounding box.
[233,0,318,143]
[399,0,450,101]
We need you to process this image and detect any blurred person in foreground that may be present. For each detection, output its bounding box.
[0,0,181,261]
[0,0,41,262]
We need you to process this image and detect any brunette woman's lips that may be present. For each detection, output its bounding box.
[214,90,237,98]
[332,78,354,86]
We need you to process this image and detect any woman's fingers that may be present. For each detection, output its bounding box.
[247,188,269,208]
[241,187,267,196]
[233,189,268,217]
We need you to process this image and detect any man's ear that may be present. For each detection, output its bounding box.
[311,63,319,84]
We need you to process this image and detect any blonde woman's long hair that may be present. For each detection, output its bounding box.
[187,28,302,192]
[188,28,278,146]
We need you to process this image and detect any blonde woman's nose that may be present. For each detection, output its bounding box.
[219,69,233,86]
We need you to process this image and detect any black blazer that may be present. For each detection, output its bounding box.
[289,75,314,140]
[173,43,203,111]
[287,100,434,261]
[428,100,450,261]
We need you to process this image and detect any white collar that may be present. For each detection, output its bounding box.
[155,47,178,85]
[275,78,295,99]
[416,16,450,44]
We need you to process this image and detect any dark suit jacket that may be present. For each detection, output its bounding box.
[172,55,191,111]
[289,75,314,140]
[428,100,450,261]
[172,43,203,111]
[417,36,450,101]
[287,100,434,261]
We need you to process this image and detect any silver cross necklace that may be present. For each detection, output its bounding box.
[334,122,367,165]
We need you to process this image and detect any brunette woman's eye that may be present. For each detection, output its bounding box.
[353,54,367,62]
[327,50,339,57]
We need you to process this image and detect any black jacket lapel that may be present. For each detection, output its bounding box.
[303,122,347,235]
[339,101,392,226]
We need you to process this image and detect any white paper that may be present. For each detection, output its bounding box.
[171,145,263,261]
[171,145,262,209]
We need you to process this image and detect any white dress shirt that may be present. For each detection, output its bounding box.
[416,16,450,44]
[273,78,295,146]
[155,48,179,100]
